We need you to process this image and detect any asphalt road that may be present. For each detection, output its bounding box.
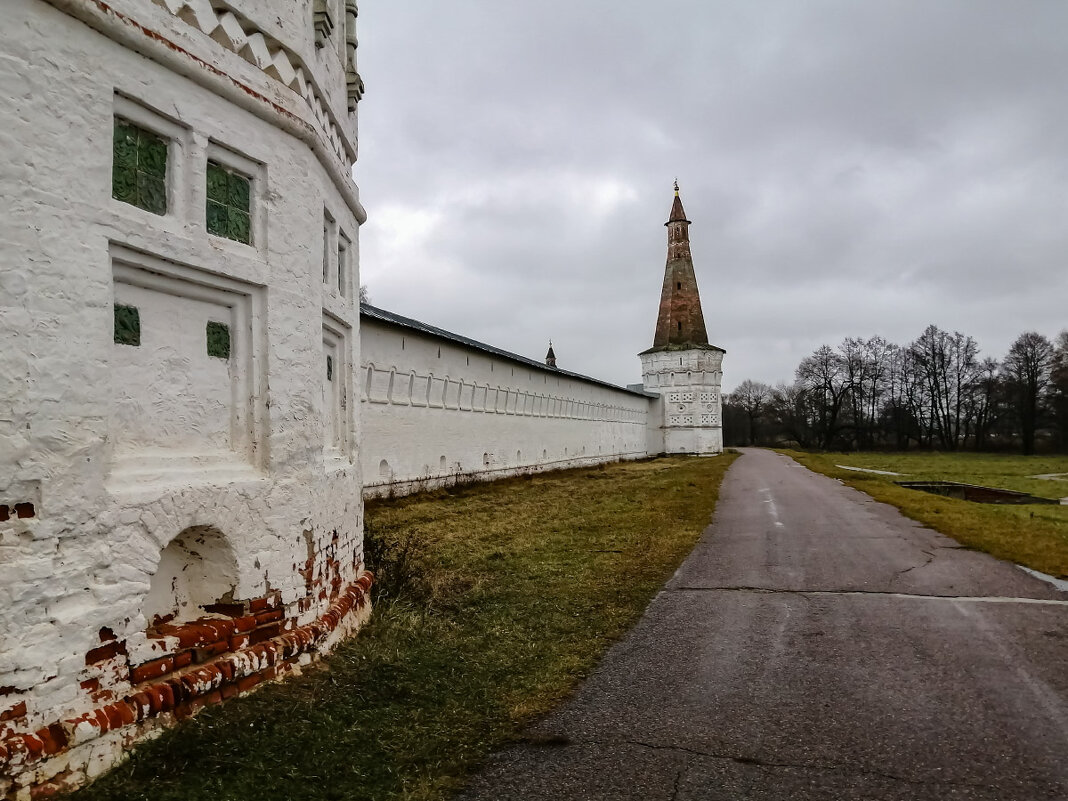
[458,448,1068,801]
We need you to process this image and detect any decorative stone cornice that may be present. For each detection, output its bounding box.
[148,0,361,168]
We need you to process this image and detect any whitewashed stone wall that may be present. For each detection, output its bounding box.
[640,348,725,455]
[0,0,368,795]
[360,308,655,496]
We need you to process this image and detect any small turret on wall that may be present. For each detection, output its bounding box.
[640,183,726,455]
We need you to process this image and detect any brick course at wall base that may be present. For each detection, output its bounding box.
[0,573,372,799]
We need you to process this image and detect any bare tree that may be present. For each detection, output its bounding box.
[359,284,370,304]
[1002,331,1055,454]
[908,325,980,450]
[796,345,850,449]
[1052,331,1068,452]
[730,380,773,445]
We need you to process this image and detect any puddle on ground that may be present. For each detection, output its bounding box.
[897,480,1060,505]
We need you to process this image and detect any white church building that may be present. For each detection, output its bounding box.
[0,1,722,795]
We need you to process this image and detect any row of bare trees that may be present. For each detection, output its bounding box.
[724,326,1068,453]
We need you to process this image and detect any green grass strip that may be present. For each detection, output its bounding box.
[72,454,737,801]
[779,449,1068,578]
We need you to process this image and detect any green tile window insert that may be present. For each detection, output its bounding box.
[114,304,141,346]
[113,119,168,215]
[206,161,252,244]
[206,321,231,359]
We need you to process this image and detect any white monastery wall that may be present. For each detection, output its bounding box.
[360,309,655,496]
[0,1,368,796]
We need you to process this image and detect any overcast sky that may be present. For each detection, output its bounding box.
[355,1,1068,392]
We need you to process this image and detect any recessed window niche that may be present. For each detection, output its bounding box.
[144,525,238,626]
[108,245,265,487]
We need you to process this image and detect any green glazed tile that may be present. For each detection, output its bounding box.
[114,304,141,346]
[228,172,251,212]
[206,162,229,203]
[228,209,251,244]
[206,199,228,236]
[113,123,137,170]
[137,174,167,216]
[112,164,137,204]
[206,321,230,359]
[138,132,168,179]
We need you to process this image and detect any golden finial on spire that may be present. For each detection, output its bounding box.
[673,178,680,195]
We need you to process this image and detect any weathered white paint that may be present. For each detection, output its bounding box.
[0,0,366,794]
[640,347,725,455]
[360,310,657,495]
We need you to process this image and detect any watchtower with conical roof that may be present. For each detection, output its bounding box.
[640,183,726,455]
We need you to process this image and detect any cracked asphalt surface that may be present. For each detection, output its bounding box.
[458,449,1068,800]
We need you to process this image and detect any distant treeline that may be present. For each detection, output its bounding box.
[724,326,1068,454]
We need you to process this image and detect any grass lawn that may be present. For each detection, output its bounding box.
[72,453,736,801]
[779,450,1068,578]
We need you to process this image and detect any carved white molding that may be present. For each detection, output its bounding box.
[149,0,358,166]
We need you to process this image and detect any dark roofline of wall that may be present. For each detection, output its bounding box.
[360,303,657,399]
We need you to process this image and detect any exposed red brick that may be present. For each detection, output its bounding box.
[0,702,27,722]
[172,650,194,670]
[22,734,45,760]
[188,690,222,713]
[233,615,258,633]
[14,502,35,519]
[172,703,194,721]
[128,692,152,721]
[229,633,250,650]
[194,642,230,662]
[101,705,124,730]
[30,780,64,799]
[248,623,280,645]
[648,189,710,351]
[80,678,100,693]
[91,709,110,733]
[130,656,174,685]
[0,572,375,775]
[254,609,283,626]
[98,627,116,642]
[0,506,9,522]
[155,619,235,649]
[142,686,166,715]
[248,598,269,613]
[36,725,67,756]
[85,640,127,665]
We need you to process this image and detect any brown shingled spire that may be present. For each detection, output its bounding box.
[649,182,710,350]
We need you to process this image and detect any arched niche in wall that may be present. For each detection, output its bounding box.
[144,525,239,627]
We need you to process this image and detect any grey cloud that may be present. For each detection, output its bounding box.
[356,1,1068,389]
